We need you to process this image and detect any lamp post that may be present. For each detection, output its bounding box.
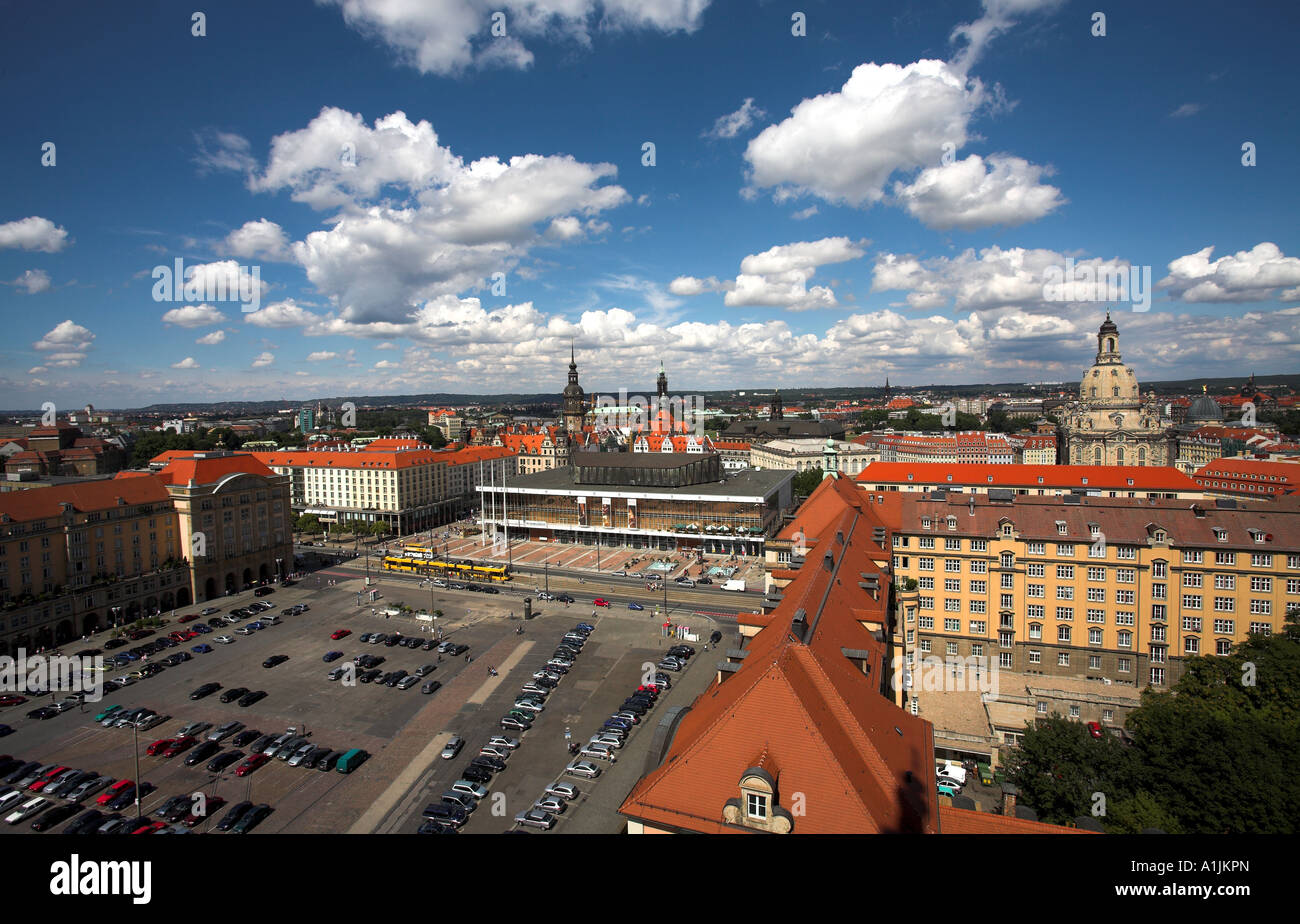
[132,721,142,820]
[544,562,549,596]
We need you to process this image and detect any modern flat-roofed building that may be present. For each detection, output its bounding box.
[479,452,791,554]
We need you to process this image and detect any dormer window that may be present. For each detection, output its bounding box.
[946,517,957,530]
[746,793,768,820]
[1089,524,1101,537]
[921,517,931,529]
[1213,528,1228,542]
[1056,521,1068,535]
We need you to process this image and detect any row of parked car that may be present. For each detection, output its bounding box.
[420,622,597,832]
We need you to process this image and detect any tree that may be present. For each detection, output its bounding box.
[791,467,825,497]
[1006,622,1300,833]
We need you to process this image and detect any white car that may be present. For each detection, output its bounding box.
[512,700,544,713]
[5,797,48,825]
[532,670,561,682]
[479,745,512,761]
[589,734,624,750]
[214,635,235,645]
[565,760,601,780]
[487,736,520,751]
[0,789,25,813]
[111,675,137,687]
[544,781,579,801]
[177,721,212,737]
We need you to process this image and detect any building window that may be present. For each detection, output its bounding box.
[746,792,768,820]
[1117,630,1132,649]
[1059,652,1071,666]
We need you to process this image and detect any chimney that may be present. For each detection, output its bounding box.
[968,496,975,517]
[1001,782,1018,817]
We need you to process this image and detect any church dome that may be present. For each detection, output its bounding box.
[1186,392,1223,424]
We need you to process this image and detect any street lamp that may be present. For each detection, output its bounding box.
[132,721,142,820]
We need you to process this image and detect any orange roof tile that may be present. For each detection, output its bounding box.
[857,462,1200,492]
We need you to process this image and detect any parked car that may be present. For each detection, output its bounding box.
[565,760,601,779]
[330,629,351,640]
[262,654,290,669]
[177,721,212,737]
[215,801,253,831]
[533,796,567,815]
[208,721,244,742]
[544,781,579,801]
[237,690,267,707]
[184,742,220,766]
[515,808,556,829]
[235,754,269,777]
[421,680,442,694]
[206,753,243,774]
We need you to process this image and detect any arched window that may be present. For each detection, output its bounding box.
[1107,337,1115,352]
[1091,387,1097,397]
[1094,447,1102,465]
[1112,387,1120,397]
[1116,448,1125,465]
[1138,447,1146,466]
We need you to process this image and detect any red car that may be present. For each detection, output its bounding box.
[235,753,270,777]
[131,820,167,834]
[178,614,199,623]
[181,796,225,827]
[97,779,134,805]
[330,629,352,640]
[162,736,197,757]
[146,738,175,756]
[28,766,70,791]
[1086,721,1103,739]
[0,695,27,707]
[593,599,611,608]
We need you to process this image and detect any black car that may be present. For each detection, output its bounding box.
[470,755,506,773]
[358,669,383,684]
[31,802,82,832]
[107,781,154,811]
[5,761,41,785]
[316,751,341,772]
[322,651,343,663]
[460,765,492,784]
[384,670,408,688]
[253,587,273,597]
[248,734,277,753]
[447,644,469,656]
[215,800,253,832]
[237,690,267,707]
[481,586,499,594]
[27,706,58,720]
[184,741,220,766]
[190,682,221,700]
[262,655,289,669]
[556,594,575,603]
[207,617,226,628]
[421,639,437,651]
[220,687,249,704]
[230,729,261,748]
[154,794,192,821]
[619,702,649,715]
[207,751,243,773]
[64,809,106,835]
[103,638,127,650]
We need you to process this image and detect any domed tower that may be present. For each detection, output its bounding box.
[770,390,784,420]
[562,344,586,436]
[1061,313,1173,466]
[1184,385,1224,428]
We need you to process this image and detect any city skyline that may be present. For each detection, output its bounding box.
[2,0,1298,409]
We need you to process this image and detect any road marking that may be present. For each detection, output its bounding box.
[465,641,533,705]
[346,640,533,834]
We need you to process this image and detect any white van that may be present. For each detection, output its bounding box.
[936,761,967,786]
[722,579,746,592]
[260,614,282,625]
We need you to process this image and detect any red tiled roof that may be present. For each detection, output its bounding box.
[939,805,1090,834]
[0,474,170,522]
[620,492,936,834]
[153,453,278,486]
[857,462,1200,492]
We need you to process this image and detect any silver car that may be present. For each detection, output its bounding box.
[137,713,168,731]
[544,781,579,801]
[177,721,212,737]
[533,796,567,815]
[514,808,556,830]
[66,775,112,803]
[286,743,316,767]
[565,760,601,780]
[5,797,49,825]
[207,721,245,742]
[440,736,464,760]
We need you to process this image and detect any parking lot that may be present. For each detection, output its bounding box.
[0,567,726,834]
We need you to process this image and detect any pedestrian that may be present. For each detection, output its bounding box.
[466,653,471,663]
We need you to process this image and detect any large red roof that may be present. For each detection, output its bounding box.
[857,462,1200,492]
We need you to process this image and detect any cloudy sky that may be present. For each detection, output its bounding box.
[1,0,1297,408]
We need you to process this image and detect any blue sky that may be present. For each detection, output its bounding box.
[2,0,1298,409]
